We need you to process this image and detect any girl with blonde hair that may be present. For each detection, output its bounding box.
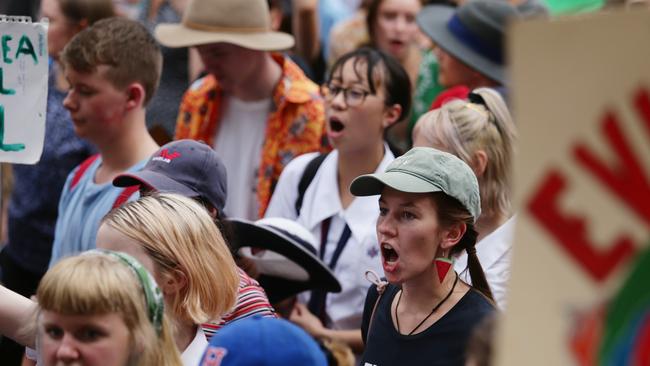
[0,250,182,366]
[36,251,182,366]
[96,193,240,364]
[412,87,517,308]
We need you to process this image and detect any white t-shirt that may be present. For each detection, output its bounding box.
[214,96,271,220]
[181,327,208,366]
[266,147,394,330]
[454,216,516,310]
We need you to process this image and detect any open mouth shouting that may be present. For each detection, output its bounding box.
[330,117,344,131]
[327,116,346,139]
[381,243,399,273]
[387,39,406,54]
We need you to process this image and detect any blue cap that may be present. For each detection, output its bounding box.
[199,317,327,366]
[113,139,227,211]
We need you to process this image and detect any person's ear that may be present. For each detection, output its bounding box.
[439,222,466,251]
[471,150,488,178]
[269,7,283,31]
[160,268,188,296]
[125,83,146,110]
[75,18,89,32]
[382,104,402,129]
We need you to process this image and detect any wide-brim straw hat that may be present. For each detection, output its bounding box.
[155,0,295,50]
[417,1,519,85]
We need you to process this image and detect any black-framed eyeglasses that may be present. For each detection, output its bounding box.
[321,83,372,107]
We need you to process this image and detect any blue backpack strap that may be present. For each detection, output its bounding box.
[294,153,329,216]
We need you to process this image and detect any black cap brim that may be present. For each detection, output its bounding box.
[228,219,342,303]
[113,171,201,199]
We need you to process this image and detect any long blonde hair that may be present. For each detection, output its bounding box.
[37,253,182,366]
[102,193,239,324]
[413,88,516,220]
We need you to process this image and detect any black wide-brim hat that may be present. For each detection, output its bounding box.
[228,218,341,303]
[417,1,520,85]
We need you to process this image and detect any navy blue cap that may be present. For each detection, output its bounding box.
[113,140,227,211]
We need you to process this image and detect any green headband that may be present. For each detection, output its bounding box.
[84,249,165,335]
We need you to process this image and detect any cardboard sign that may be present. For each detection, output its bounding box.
[0,16,47,164]
[498,10,650,365]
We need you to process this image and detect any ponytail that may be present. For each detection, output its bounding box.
[460,225,494,302]
[433,193,494,303]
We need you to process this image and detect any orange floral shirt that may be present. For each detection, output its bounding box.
[175,54,328,217]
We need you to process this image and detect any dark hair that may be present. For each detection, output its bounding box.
[465,314,497,366]
[194,197,236,255]
[327,47,412,122]
[61,17,162,106]
[366,0,425,47]
[59,0,115,26]
[432,193,494,302]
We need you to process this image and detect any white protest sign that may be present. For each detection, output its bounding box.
[497,10,650,366]
[0,16,47,164]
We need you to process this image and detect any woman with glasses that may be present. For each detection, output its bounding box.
[412,88,516,309]
[266,47,411,353]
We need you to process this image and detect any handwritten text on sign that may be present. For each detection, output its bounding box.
[0,20,47,164]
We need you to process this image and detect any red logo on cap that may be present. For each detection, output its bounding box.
[152,149,181,163]
[201,347,227,366]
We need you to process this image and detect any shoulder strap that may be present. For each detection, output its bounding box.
[294,153,329,216]
[70,154,100,191]
[112,186,140,209]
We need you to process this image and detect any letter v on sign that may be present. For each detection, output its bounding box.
[526,88,650,283]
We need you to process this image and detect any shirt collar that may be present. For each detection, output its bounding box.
[271,53,321,105]
[304,145,395,244]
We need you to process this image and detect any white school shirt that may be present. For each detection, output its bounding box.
[181,327,208,366]
[214,96,271,220]
[266,147,394,330]
[454,215,516,310]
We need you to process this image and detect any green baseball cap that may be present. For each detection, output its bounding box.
[350,147,481,223]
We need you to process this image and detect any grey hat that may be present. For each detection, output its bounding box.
[417,0,520,85]
[517,0,549,18]
[113,140,227,211]
[350,147,481,222]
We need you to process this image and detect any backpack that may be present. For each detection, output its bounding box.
[70,154,139,209]
[294,153,329,216]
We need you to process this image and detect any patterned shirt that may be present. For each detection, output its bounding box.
[174,54,327,217]
[201,269,276,340]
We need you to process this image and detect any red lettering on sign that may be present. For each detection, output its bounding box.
[634,89,650,140]
[574,93,650,225]
[527,171,636,282]
[526,89,650,282]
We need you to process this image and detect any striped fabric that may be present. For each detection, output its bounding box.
[201,268,277,340]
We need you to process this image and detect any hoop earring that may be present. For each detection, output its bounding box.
[434,250,453,283]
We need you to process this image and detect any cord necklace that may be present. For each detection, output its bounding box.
[395,271,459,335]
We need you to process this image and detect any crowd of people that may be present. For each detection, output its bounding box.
[0,0,635,365]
